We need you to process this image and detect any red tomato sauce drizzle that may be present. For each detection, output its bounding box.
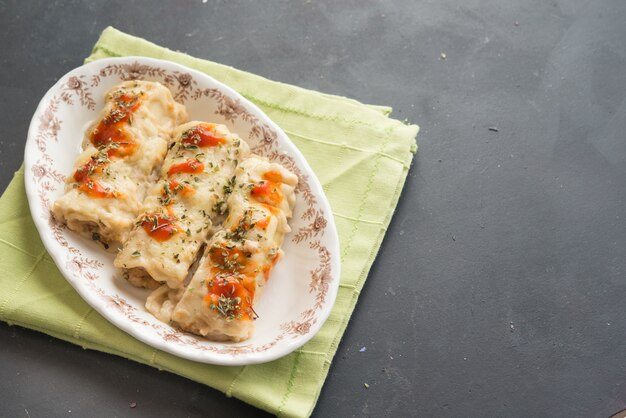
[140,211,180,242]
[78,179,122,199]
[250,171,284,206]
[167,159,205,176]
[76,91,142,198]
[202,243,264,320]
[181,124,225,148]
[167,179,195,197]
[90,92,141,157]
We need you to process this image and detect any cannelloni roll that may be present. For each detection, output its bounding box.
[115,122,250,289]
[52,81,187,245]
[146,156,298,341]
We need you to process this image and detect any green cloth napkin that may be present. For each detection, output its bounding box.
[0,27,418,417]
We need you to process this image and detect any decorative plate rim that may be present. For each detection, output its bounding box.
[23,56,340,366]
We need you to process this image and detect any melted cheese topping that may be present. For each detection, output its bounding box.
[52,81,188,244]
[146,156,298,342]
[115,121,250,289]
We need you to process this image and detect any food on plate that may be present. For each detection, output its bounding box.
[146,156,298,341]
[114,121,250,289]
[51,78,299,342]
[52,81,187,245]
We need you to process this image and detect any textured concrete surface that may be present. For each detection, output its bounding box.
[1,0,626,416]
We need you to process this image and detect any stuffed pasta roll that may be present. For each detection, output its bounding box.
[114,121,250,289]
[147,156,297,341]
[52,80,187,245]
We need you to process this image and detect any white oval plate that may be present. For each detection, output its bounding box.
[24,57,340,365]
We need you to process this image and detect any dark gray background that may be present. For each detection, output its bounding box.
[1,0,626,417]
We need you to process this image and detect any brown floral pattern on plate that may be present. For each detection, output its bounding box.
[30,60,336,356]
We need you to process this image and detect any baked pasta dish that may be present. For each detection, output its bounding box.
[146,156,298,341]
[53,81,297,342]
